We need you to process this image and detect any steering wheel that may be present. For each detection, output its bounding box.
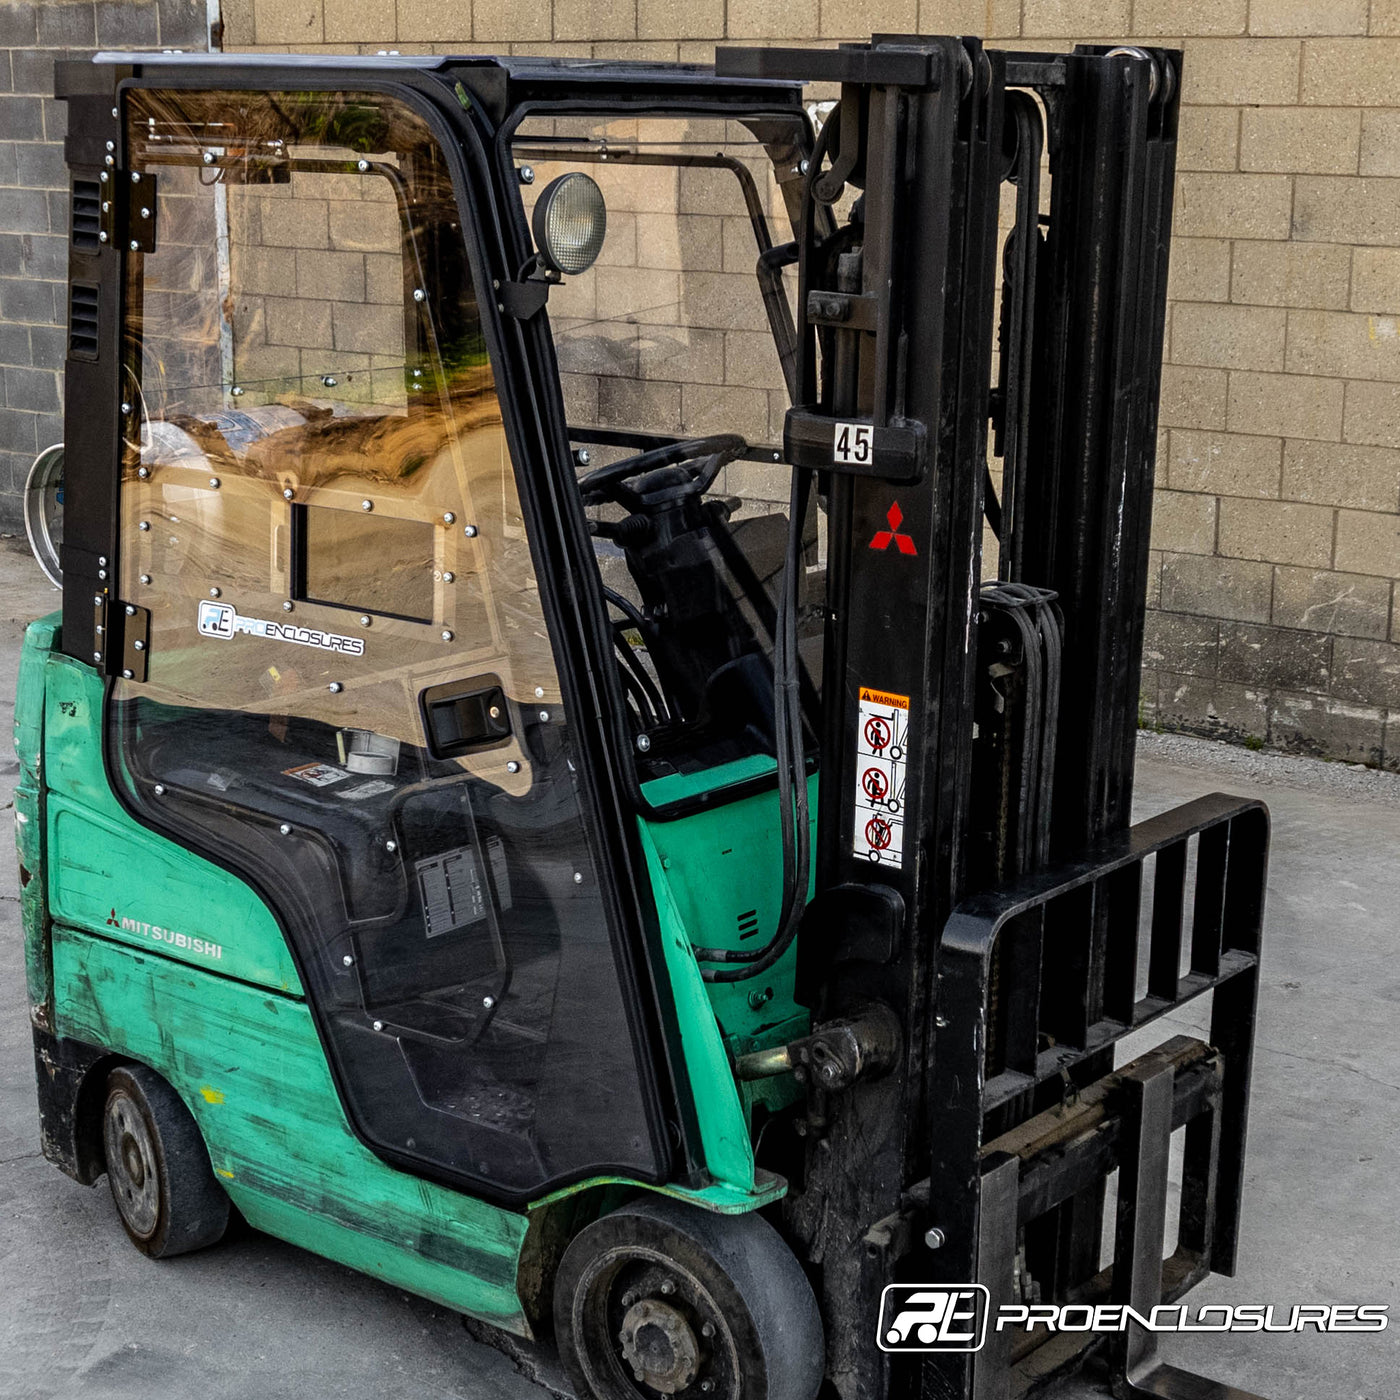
[578,434,747,511]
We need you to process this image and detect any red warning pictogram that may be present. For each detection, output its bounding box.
[869,502,918,555]
[864,716,891,752]
[862,767,889,801]
[865,816,893,851]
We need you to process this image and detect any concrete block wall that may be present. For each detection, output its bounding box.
[0,0,209,511]
[4,0,1400,768]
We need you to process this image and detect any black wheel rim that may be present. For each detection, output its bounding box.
[573,1244,742,1400]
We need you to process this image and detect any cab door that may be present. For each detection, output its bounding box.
[106,81,668,1199]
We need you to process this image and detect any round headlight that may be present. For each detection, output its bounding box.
[532,172,607,276]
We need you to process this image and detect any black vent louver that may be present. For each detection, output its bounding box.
[72,179,101,250]
[69,282,99,360]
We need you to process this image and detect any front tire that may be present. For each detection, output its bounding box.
[102,1064,230,1258]
[554,1195,823,1400]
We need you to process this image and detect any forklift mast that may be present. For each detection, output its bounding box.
[717,36,1270,1400]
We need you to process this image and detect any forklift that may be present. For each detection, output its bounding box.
[15,34,1273,1400]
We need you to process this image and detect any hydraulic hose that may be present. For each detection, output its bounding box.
[696,466,813,982]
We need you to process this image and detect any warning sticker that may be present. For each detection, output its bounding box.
[283,762,350,788]
[336,778,397,801]
[853,686,909,867]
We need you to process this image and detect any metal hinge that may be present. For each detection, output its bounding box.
[93,595,150,680]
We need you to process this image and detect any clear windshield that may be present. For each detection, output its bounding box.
[514,113,824,789]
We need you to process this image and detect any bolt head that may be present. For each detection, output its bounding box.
[443,511,455,524]
[140,574,151,585]
[361,499,373,512]
[385,839,397,852]
[153,783,166,796]
[924,1226,946,1250]
[130,240,139,251]
[125,604,136,616]
[636,734,652,753]
[209,477,220,489]
[92,651,102,662]
[462,524,478,538]
[94,595,104,606]
[534,686,546,698]
[539,710,550,722]
[230,385,245,397]
[357,158,369,172]
[506,761,521,774]
[413,288,426,303]
[328,681,343,693]
[359,616,370,626]
[701,1321,715,1338]
[120,402,132,414]
[483,995,495,1009]
[209,587,220,598]
[442,571,455,583]
[343,954,354,967]
[441,629,454,642]
[573,871,583,884]
[133,639,145,651]
[283,487,294,499]
[519,164,535,184]
[140,206,150,219]
[282,601,294,612]
[97,569,107,581]
[122,668,134,679]
[138,466,150,479]
[138,521,150,531]
[660,1279,676,1295]
[99,231,108,242]
[279,823,292,836]
[373,1020,384,1032]
[577,448,591,465]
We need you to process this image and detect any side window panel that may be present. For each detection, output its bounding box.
[111,88,663,1195]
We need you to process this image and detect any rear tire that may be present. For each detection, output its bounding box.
[102,1064,230,1258]
[554,1195,823,1400]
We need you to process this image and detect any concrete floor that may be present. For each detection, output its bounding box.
[1,533,1396,1400]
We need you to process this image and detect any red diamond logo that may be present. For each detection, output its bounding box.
[870,502,918,555]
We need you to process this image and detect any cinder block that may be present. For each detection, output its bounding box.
[253,0,324,43]
[295,249,365,302]
[724,329,786,390]
[37,3,97,46]
[1360,111,1400,176]
[1019,0,1129,36]
[1156,670,1270,745]
[1142,609,1220,676]
[1175,108,1240,174]
[1228,370,1343,441]
[393,0,470,41]
[327,199,397,252]
[1342,378,1400,446]
[320,0,395,39]
[1300,39,1400,106]
[1161,552,1274,622]
[96,1,160,47]
[14,141,67,192]
[598,377,681,433]
[1249,0,1367,35]
[819,0,916,37]
[1159,365,1228,430]
[1168,429,1281,498]
[469,0,548,39]
[1231,240,1351,310]
[917,0,1021,36]
[1175,173,1292,241]
[3,365,60,414]
[1180,39,1300,107]
[1272,564,1392,639]
[1269,691,1384,765]
[555,0,637,41]
[1218,620,1331,691]
[1150,489,1218,554]
[157,0,208,47]
[331,301,403,354]
[1168,238,1232,303]
[637,327,727,387]
[638,0,724,39]
[1331,636,1400,706]
[0,4,38,46]
[1171,302,1286,372]
[682,382,769,440]
[9,48,53,96]
[1,97,43,144]
[1294,176,1400,246]
[0,408,38,457]
[1133,0,1245,36]
[1240,107,1359,175]
[263,197,330,249]
[266,297,335,350]
[726,0,819,38]
[1350,248,1400,312]
[1282,438,1400,512]
[1287,308,1400,383]
[1334,507,1400,576]
[0,277,56,325]
[1218,496,1334,568]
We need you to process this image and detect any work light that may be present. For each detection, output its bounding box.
[532,172,607,275]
